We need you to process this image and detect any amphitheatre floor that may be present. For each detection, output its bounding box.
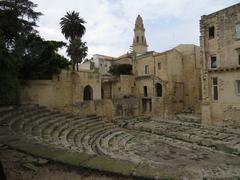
[0,106,240,179]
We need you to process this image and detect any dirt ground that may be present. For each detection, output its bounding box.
[0,145,134,180]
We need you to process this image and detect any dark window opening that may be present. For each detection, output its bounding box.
[143,86,148,97]
[156,83,162,97]
[209,26,215,39]
[210,56,217,68]
[144,65,149,74]
[212,77,218,101]
[238,53,240,65]
[83,85,93,100]
[236,80,240,96]
[158,63,161,70]
[137,36,139,43]
[237,49,240,65]
[236,80,240,95]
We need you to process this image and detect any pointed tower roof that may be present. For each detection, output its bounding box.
[135,15,144,31]
[132,15,148,54]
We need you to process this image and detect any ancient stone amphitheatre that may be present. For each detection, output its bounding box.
[1,105,240,179]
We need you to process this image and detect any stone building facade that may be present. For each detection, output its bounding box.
[99,15,202,117]
[20,14,202,120]
[200,3,240,127]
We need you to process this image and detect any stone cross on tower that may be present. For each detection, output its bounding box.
[132,15,148,54]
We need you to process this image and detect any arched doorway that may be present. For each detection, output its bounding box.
[155,83,162,97]
[83,85,93,100]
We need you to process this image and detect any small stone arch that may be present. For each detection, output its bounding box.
[83,85,93,101]
[155,83,162,97]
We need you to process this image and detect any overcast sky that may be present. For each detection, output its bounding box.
[34,0,239,58]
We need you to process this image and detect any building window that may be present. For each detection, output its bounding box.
[137,36,139,43]
[236,80,240,96]
[143,86,148,97]
[236,23,240,39]
[144,65,149,74]
[158,63,161,70]
[212,77,218,101]
[237,49,240,65]
[210,55,217,68]
[155,83,162,97]
[209,26,215,39]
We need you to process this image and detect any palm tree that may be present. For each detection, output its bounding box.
[60,11,87,70]
[60,11,86,41]
[67,38,88,71]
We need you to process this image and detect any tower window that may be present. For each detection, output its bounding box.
[144,65,149,74]
[209,26,215,39]
[210,55,217,69]
[212,77,218,101]
[143,86,148,97]
[158,63,161,70]
[137,36,139,43]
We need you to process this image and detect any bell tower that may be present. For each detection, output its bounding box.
[132,15,148,54]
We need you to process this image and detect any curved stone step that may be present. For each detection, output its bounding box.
[101,131,125,150]
[108,133,134,152]
[23,110,72,132]
[70,122,110,149]
[1,107,46,126]
[55,119,100,144]
[20,111,60,133]
[30,113,72,137]
[9,109,51,133]
[46,117,100,142]
[49,118,102,146]
[80,123,114,154]
[94,128,123,156]
[58,119,106,147]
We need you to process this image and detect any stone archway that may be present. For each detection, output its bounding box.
[83,85,93,100]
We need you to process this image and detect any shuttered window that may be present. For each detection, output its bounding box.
[236,24,240,39]
[212,77,218,101]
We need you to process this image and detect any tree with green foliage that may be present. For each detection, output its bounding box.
[0,32,19,106]
[67,38,88,71]
[0,0,70,106]
[20,35,69,80]
[0,0,42,56]
[108,64,132,76]
[60,11,87,70]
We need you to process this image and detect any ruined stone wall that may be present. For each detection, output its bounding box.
[20,80,55,107]
[20,70,140,120]
[60,98,140,121]
[112,75,135,98]
[20,70,101,108]
[175,45,202,113]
